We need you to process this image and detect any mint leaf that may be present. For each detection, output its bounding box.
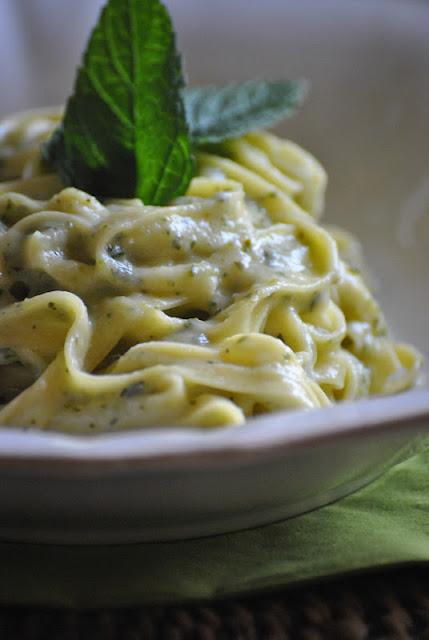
[184,80,308,145]
[43,0,193,205]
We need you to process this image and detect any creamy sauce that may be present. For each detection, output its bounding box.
[0,111,423,431]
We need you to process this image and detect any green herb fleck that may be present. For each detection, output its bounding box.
[120,381,145,398]
[208,300,218,312]
[0,348,18,364]
[263,248,275,266]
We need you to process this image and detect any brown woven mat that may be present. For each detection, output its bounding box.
[1,567,429,639]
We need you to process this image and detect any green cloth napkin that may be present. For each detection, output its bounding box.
[2,439,429,608]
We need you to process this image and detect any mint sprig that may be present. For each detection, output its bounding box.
[43,0,193,205]
[43,0,308,204]
[184,79,308,146]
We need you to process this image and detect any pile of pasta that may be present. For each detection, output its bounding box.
[0,109,422,431]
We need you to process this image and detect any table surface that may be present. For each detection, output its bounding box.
[1,567,428,639]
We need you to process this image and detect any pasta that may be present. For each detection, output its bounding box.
[0,109,423,432]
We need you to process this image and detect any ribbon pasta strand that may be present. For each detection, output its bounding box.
[0,110,422,432]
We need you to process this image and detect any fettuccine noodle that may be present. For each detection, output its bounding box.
[0,109,422,431]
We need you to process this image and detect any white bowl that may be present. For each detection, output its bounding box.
[0,0,428,543]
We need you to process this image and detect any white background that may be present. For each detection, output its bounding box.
[0,0,426,117]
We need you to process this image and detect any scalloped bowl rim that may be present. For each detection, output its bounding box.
[0,389,427,470]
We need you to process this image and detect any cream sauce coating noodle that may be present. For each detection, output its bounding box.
[0,110,422,431]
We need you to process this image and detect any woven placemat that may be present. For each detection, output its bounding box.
[1,567,428,639]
